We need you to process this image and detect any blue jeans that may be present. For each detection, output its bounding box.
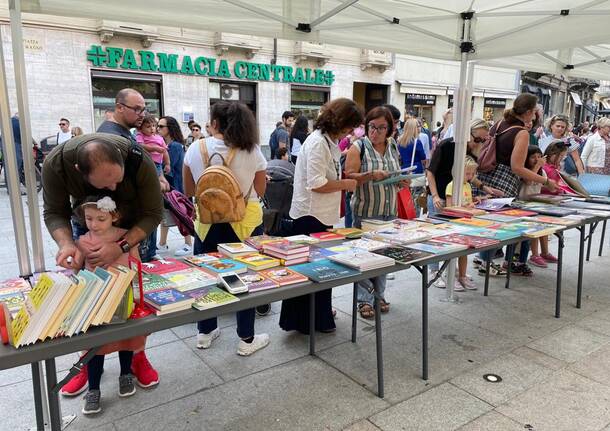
[479,241,530,264]
[195,223,263,338]
[344,192,353,228]
[353,214,390,305]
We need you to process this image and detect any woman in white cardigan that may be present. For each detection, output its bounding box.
[582,117,610,175]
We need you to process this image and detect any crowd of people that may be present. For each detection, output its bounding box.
[26,85,610,415]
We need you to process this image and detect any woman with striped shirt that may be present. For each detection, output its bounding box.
[344,106,405,319]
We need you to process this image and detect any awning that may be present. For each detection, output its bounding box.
[570,91,583,106]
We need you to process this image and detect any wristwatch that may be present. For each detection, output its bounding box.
[117,238,131,253]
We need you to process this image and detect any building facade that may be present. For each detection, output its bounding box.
[0,12,521,147]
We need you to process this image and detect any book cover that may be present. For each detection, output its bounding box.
[452,217,498,228]
[475,213,522,223]
[144,289,194,310]
[289,260,359,283]
[234,253,281,270]
[408,240,469,254]
[498,209,539,217]
[308,247,338,262]
[259,267,311,285]
[346,238,389,251]
[442,206,487,216]
[309,232,345,242]
[160,267,217,292]
[183,254,220,267]
[372,246,434,264]
[329,250,395,270]
[434,233,500,249]
[465,227,522,241]
[143,258,191,274]
[527,206,578,217]
[244,234,284,250]
[217,242,258,256]
[241,270,279,292]
[527,215,580,226]
[284,234,321,245]
[263,240,310,255]
[475,198,515,211]
[199,259,248,275]
[526,194,570,204]
[327,227,364,239]
[192,286,240,310]
[134,272,178,294]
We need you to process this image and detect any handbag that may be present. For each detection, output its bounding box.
[397,187,417,219]
[478,121,525,173]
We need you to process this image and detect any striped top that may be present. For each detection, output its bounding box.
[352,137,402,218]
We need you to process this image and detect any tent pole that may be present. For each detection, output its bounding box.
[9,0,46,273]
[0,6,31,277]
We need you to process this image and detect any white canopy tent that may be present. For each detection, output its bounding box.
[2,1,610,428]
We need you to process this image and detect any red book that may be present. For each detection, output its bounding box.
[434,233,500,249]
[498,209,538,217]
[142,258,191,275]
[309,232,345,242]
[263,240,310,255]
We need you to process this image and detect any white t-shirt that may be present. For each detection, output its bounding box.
[289,129,342,226]
[57,130,72,144]
[183,137,267,200]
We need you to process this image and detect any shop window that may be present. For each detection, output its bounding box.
[291,87,329,123]
[91,71,163,131]
[209,80,257,115]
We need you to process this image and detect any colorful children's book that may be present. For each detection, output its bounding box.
[133,272,177,294]
[259,267,310,285]
[497,208,538,217]
[183,254,220,267]
[452,217,498,228]
[244,235,284,250]
[263,240,310,255]
[144,289,195,314]
[527,215,580,226]
[284,234,320,245]
[372,246,434,264]
[327,227,364,239]
[309,232,345,242]
[442,206,487,217]
[345,238,389,251]
[329,250,395,271]
[308,247,338,262]
[240,270,279,293]
[475,213,522,223]
[290,260,359,283]
[198,258,248,275]
[434,233,500,249]
[464,227,522,241]
[408,240,469,254]
[142,258,191,274]
[217,242,258,258]
[191,286,240,310]
[160,267,217,292]
[233,253,281,270]
[475,198,515,211]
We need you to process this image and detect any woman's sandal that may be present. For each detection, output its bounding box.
[380,300,390,314]
[358,303,375,320]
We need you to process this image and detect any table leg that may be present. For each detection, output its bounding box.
[351,282,357,343]
[555,232,564,318]
[586,223,595,261]
[309,293,315,355]
[599,220,607,257]
[373,278,384,398]
[484,259,491,297]
[505,244,514,289]
[422,265,428,381]
[44,358,61,431]
[577,227,585,309]
[31,362,45,431]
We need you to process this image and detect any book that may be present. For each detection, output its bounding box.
[192,286,240,310]
[560,200,610,211]
[527,215,580,226]
[497,209,538,217]
[361,218,396,231]
[364,227,432,245]
[526,194,571,204]
[160,267,217,292]
[475,213,522,223]
[134,272,177,295]
[144,288,195,314]
[475,198,515,211]
[346,238,389,251]
[526,206,578,217]
[309,232,345,242]
[329,250,395,271]
[290,260,359,283]
[327,227,364,239]
[143,258,191,274]
[516,221,561,238]
[372,246,434,264]
[442,206,487,217]
[244,235,284,250]
[452,217,498,228]
[284,234,320,245]
[263,240,310,255]
[308,246,339,262]
[464,227,522,241]
[183,254,221,267]
[374,173,424,185]
[234,253,281,270]
[434,233,500,249]
[240,270,279,292]
[408,240,469,254]
[259,267,310,285]
[217,242,258,258]
[198,258,248,275]
[0,277,31,318]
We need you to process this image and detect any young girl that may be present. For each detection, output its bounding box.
[75,196,142,415]
[445,157,478,291]
[520,146,558,268]
[136,115,170,175]
[541,140,578,196]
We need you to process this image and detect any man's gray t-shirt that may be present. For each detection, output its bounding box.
[97,120,136,145]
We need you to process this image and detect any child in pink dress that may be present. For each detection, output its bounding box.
[541,140,578,196]
[136,115,169,175]
[75,196,144,415]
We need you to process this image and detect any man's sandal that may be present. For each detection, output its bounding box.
[380,300,390,313]
[358,303,375,320]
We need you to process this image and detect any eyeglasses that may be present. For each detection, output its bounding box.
[157,124,168,129]
[59,123,68,126]
[192,128,200,132]
[118,102,147,115]
[368,124,388,133]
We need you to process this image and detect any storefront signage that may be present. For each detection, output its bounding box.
[86,45,335,86]
[448,94,475,108]
[484,97,506,108]
[405,93,436,106]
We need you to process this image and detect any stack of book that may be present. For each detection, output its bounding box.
[327,227,364,239]
[263,240,310,266]
[233,253,281,270]
[0,277,32,318]
[291,259,360,283]
[2,267,135,347]
[441,206,486,218]
[240,270,279,293]
[372,246,433,264]
[364,227,432,245]
[361,218,395,231]
[329,250,395,271]
[258,268,309,285]
[217,242,258,259]
[144,289,196,315]
[244,235,283,251]
[309,232,345,242]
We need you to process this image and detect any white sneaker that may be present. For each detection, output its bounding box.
[386,273,395,280]
[174,244,193,257]
[431,271,446,288]
[196,328,220,349]
[157,244,169,253]
[453,280,465,292]
[459,276,477,290]
[237,333,270,356]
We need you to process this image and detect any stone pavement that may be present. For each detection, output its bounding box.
[1,187,610,431]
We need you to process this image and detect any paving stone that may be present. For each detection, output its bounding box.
[510,346,567,371]
[527,326,610,363]
[569,344,610,387]
[343,419,382,431]
[113,357,389,431]
[0,378,55,430]
[497,369,610,431]
[450,353,555,406]
[369,383,492,431]
[456,411,524,431]
[576,315,610,337]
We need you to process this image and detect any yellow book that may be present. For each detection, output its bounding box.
[44,276,85,340]
[102,267,136,324]
[13,273,56,346]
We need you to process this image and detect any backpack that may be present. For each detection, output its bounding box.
[478,120,525,173]
[195,139,251,224]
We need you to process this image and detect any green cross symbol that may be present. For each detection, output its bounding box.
[86,45,107,66]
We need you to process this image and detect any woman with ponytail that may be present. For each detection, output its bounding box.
[183,101,270,356]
